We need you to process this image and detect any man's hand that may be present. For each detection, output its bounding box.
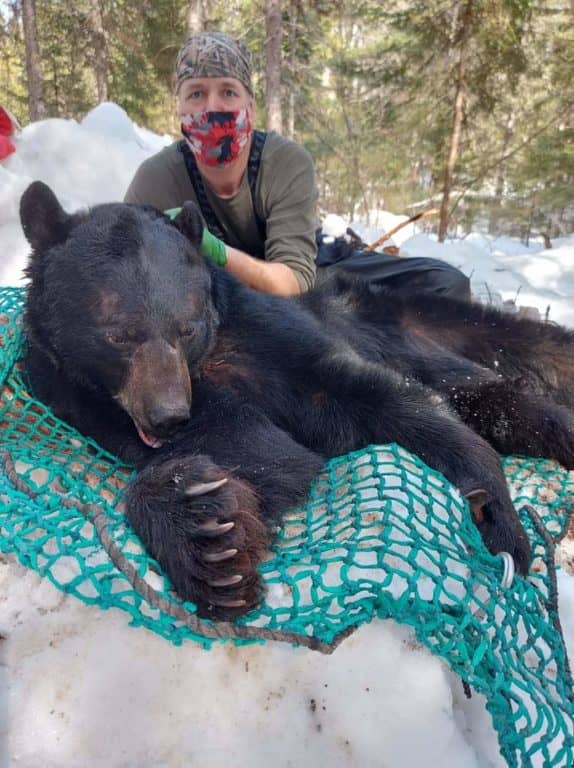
[168,204,301,296]
[224,246,301,296]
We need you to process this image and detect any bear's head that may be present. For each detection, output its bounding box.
[20,181,220,448]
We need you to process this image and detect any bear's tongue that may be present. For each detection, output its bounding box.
[135,421,165,449]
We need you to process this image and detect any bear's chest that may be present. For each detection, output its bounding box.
[199,335,266,395]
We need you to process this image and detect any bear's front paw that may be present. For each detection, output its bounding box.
[468,492,531,577]
[127,456,270,620]
[548,406,574,470]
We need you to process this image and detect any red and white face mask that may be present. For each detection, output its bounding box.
[180,109,252,167]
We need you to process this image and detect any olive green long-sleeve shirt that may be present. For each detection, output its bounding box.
[124,132,318,291]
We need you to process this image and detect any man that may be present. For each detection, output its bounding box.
[125,31,470,302]
[124,32,316,296]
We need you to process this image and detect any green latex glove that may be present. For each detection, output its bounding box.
[164,207,227,267]
[200,228,228,267]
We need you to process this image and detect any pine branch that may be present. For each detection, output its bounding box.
[448,101,574,218]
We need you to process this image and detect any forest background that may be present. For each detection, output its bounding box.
[1,0,573,242]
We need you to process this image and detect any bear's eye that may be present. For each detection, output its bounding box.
[180,324,196,339]
[105,331,131,346]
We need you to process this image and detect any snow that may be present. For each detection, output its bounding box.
[399,231,574,326]
[0,103,171,286]
[0,102,572,767]
[1,562,499,768]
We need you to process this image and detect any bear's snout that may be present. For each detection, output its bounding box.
[145,400,191,436]
[116,338,192,444]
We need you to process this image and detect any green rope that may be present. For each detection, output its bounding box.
[0,286,572,767]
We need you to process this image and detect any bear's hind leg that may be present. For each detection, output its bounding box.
[446,379,574,470]
[393,346,574,470]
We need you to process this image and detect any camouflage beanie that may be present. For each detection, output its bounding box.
[175,32,253,95]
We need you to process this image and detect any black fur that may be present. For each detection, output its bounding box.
[20,182,574,619]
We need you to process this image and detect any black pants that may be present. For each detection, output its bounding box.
[315,240,471,302]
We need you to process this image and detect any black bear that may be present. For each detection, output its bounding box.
[19,181,574,619]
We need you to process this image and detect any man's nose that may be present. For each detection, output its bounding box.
[205,92,224,112]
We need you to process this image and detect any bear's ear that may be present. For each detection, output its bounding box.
[20,181,72,252]
[172,201,204,252]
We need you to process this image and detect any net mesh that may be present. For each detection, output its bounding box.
[0,286,572,767]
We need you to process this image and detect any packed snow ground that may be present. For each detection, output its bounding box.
[0,103,572,768]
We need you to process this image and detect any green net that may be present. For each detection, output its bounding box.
[0,286,572,766]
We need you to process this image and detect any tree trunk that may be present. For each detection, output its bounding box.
[286,0,297,138]
[438,0,476,243]
[187,0,204,34]
[438,49,465,242]
[21,0,46,121]
[265,0,282,133]
[488,111,514,234]
[88,0,109,103]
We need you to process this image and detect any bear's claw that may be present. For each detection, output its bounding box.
[204,548,238,563]
[209,598,247,610]
[198,519,235,536]
[185,478,229,496]
[208,574,243,587]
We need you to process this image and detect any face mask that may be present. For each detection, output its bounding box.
[180,109,252,167]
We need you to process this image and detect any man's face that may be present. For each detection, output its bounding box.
[178,77,252,117]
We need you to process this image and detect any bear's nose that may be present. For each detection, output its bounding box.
[146,403,190,435]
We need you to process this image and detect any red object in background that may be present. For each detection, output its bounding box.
[0,136,15,160]
[0,106,17,160]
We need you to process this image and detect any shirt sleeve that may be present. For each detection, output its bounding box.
[260,140,318,292]
[124,145,192,212]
